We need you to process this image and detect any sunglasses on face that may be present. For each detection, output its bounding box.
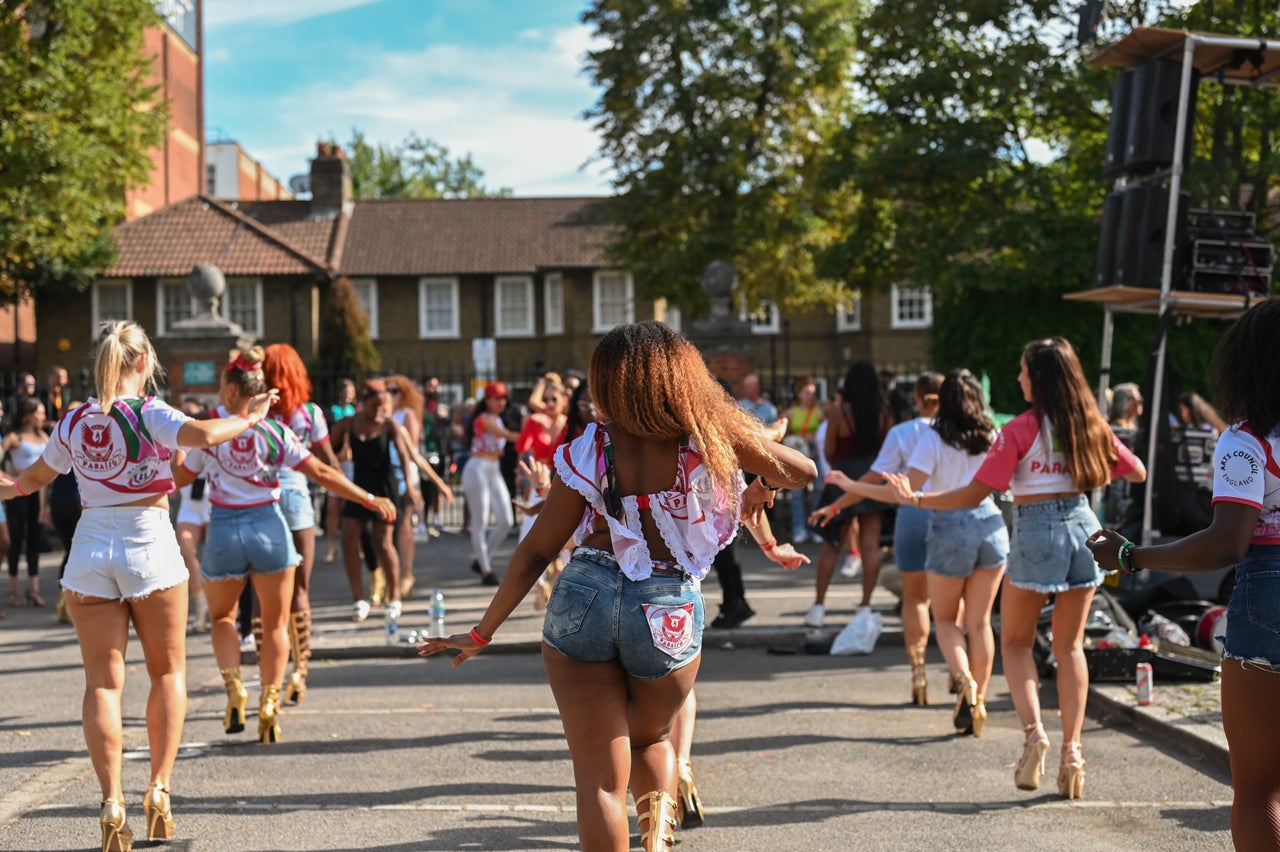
[388,387,401,395]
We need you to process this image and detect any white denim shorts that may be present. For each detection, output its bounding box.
[62,506,187,601]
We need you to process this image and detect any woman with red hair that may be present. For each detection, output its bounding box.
[262,344,341,704]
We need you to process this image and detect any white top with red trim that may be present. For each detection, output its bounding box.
[909,427,996,492]
[181,407,312,508]
[471,413,506,455]
[274,401,329,490]
[975,409,1138,497]
[43,397,190,508]
[554,422,740,582]
[1211,423,1280,544]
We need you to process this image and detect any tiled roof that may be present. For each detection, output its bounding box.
[234,201,341,266]
[338,197,615,276]
[101,196,328,277]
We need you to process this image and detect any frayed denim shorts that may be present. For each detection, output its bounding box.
[62,507,187,601]
[926,499,1009,579]
[894,505,930,573]
[202,503,299,581]
[542,547,704,679]
[1223,545,1280,669]
[278,479,316,531]
[1007,495,1102,593]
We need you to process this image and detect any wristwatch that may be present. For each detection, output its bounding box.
[912,490,924,509]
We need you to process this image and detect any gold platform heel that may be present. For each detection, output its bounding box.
[259,684,283,744]
[635,790,677,851]
[953,671,977,735]
[906,642,929,706]
[1058,741,1086,799]
[370,567,387,607]
[99,799,134,852]
[143,784,174,840]
[676,758,704,830]
[971,695,988,738]
[285,609,312,704]
[221,667,248,734]
[1014,722,1051,791]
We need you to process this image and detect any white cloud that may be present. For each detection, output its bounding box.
[205,0,387,29]
[252,24,613,195]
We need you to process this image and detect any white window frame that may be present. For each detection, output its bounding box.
[836,290,863,332]
[91,280,133,332]
[890,283,933,330]
[494,275,535,338]
[156,277,194,336]
[351,278,379,339]
[544,272,564,335]
[661,301,682,333]
[418,277,460,339]
[740,300,781,335]
[592,270,634,333]
[224,277,264,337]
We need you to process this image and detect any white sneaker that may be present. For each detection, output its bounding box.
[352,599,371,622]
[386,600,403,620]
[804,603,826,628]
[840,552,863,578]
[239,633,256,652]
[792,530,811,544]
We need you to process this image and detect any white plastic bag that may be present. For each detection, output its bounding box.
[830,606,882,656]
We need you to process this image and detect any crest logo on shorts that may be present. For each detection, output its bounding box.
[221,432,264,477]
[642,602,696,658]
[72,415,127,480]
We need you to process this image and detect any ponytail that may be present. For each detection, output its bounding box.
[93,320,158,410]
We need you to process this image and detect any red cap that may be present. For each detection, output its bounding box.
[483,381,509,400]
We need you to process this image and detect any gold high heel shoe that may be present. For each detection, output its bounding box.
[221,667,248,734]
[285,609,312,704]
[1014,722,1051,791]
[26,586,46,607]
[953,671,977,735]
[971,695,987,738]
[259,684,283,744]
[676,758,704,830]
[906,642,929,706]
[99,799,134,852]
[1058,741,1086,799]
[370,567,387,607]
[55,592,71,624]
[635,790,677,851]
[143,784,174,840]
[191,590,210,632]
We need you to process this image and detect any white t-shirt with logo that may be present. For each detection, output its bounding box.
[181,415,312,509]
[1211,423,1280,544]
[43,397,190,508]
[975,409,1138,497]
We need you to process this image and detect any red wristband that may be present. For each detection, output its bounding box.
[760,538,777,551]
[469,627,491,647]
[362,492,376,509]
[14,480,29,497]
[236,413,254,422]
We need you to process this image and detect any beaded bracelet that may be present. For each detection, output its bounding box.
[1117,541,1139,575]
[469,627,491,647]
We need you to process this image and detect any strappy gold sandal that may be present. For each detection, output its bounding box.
[907,642,929,706]
[143,784,174,840]
[635,790,677,851]
[1058,741,1086,799]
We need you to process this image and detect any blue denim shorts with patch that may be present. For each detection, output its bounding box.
[1007,495,1101,593]
[542,548,703,679]
[202,503,300,581]
[925,499,1009,579]
[1223,545,1280,669]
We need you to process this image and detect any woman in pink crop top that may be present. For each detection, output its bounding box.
[889,338,1145,802]
[421,322,816,851]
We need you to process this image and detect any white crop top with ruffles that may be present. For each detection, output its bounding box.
[554,422,741,582]
[42,397,190,508]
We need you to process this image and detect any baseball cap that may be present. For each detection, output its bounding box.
[483,381,509,400]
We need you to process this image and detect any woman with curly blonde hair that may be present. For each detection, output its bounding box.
[422,322,815,850]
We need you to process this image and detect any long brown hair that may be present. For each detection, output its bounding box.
[387,374,424,422]
[1022,338,1116,491]
[588,322,778,514]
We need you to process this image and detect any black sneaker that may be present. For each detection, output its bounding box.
[470,560,482,576]
[481,572,501,586]
[715,600,756,630]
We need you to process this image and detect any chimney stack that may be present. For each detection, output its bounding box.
[310,141,351,213]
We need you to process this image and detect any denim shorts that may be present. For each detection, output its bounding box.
[894,505,930,573]
[1223,545,1280,668]
[926,499,1010,579]
[201,503,300,581]
[542,548,703,679]
[62,507,187,600]
[1007,495,1101,593]
[278,481,316,531]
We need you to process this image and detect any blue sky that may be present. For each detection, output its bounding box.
[203,0,610,196]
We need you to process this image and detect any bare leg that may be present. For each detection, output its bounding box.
[341,517,366,602]
[1049,586,1095,746]
[927,572,969,679]
[999,578,1049,728]
[671,689,696,765]
[372,521,400,604]
[66,594,132,801]
[290,527,315,614]
[204,576,249,671]
[1221,658,1280,850]
[250,566,298,689]
[127,583,189,791]
[962,565,1005,697]
[899,570,931,649]
[856,512,882,607]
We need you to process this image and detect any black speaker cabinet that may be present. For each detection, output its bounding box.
[1114,185,1188,289]
[1103,71,1134,178]
[1123,59,1200,174]
[1094,191,1124,287]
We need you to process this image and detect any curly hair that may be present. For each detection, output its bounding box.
[387,374,424,422]
[224,345,267,397]
[1022,337,1116,491]
[263,343,313,418]
[588,322,776,513]
[933,369,994,455]
[1212,299,1280,437]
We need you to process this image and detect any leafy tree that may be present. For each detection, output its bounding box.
[0,0,167,297]
[580,0,860,313]
[343,129,511,199]
[318,276,380,377]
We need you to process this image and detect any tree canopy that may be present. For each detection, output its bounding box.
[342,129,511,199]
[0,0,167,298]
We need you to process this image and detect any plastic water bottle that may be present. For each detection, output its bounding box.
[385,609,399,646]
[429,589,446,639]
